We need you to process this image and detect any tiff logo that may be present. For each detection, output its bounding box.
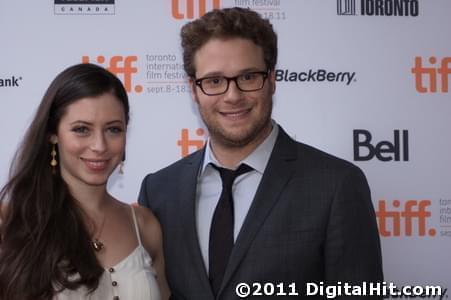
[172,0,221,19]
[376,200,436,237]
[412,56,450,93]
[337,0,356,15]
[177,128,206,157]
[82,56,142,93]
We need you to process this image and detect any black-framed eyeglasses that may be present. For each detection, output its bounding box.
[194,70,270,96]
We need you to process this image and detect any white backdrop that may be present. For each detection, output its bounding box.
[1,1,450,298]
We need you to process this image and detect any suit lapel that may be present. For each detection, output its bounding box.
[178,149,214,297]
[219,127,298,296]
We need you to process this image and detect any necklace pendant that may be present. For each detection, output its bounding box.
[92,239,104,252]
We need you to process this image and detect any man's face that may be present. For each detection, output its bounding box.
[190,37,275,149]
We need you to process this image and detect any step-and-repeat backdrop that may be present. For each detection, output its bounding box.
[1,1,450,298]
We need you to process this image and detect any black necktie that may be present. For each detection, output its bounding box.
[209,163,253,296]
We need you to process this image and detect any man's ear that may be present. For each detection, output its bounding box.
[269,69,276,94]
[189,78,200,104]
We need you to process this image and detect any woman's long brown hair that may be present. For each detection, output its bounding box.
[0,63,129,300]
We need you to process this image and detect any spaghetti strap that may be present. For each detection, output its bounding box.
[130,205,142,246]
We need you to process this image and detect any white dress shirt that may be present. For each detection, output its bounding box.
[195,122,279,272]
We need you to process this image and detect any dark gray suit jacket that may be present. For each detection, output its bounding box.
[139,126,383,299]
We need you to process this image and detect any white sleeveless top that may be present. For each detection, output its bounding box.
[54,206,161,300]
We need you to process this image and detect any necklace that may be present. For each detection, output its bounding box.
[91,211,107,252]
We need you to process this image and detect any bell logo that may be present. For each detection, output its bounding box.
[82,55,143,93]
[411,56,451,93]
[376,200,436,237]
[171,0,221,19]
[353,129,409,162]
[177,128,207,157]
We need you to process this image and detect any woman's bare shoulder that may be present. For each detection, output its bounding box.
[132,204,163,256]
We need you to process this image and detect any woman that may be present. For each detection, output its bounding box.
[0,63,169,300]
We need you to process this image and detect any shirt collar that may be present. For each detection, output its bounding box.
[200,120,279,176]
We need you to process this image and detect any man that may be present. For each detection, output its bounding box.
[139,7,383,299]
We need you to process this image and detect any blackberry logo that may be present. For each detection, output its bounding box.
[275,69,356,85]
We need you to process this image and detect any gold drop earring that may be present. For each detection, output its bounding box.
[50,144,58,173]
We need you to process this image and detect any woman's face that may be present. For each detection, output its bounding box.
[51,93,127,189]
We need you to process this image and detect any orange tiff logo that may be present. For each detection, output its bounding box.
[411,56,450,93]
[172,0,221,19]
[177,128,207,157]
[376,200,436,237]
[82,55,143,93]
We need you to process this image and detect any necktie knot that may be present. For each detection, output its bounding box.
[211,163,253,189]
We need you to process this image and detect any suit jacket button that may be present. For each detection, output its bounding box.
[112,281,118,287]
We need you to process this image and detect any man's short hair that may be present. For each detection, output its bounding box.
[180,7,278,78]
